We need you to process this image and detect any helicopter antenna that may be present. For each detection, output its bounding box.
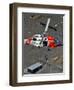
[43,18,50,35]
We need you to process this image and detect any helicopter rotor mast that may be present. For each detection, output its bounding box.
[43,18,50,35]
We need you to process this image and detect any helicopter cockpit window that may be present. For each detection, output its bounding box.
[33,38,37,41]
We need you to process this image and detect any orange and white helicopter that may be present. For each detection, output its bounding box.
[24,18,63,48]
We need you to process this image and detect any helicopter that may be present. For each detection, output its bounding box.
[24,18,63,48]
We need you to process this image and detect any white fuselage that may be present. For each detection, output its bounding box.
[31,34,43,47]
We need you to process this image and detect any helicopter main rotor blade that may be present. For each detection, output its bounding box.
[39,18,51,46]
[40,22,57,31]
[43,18,50,34]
